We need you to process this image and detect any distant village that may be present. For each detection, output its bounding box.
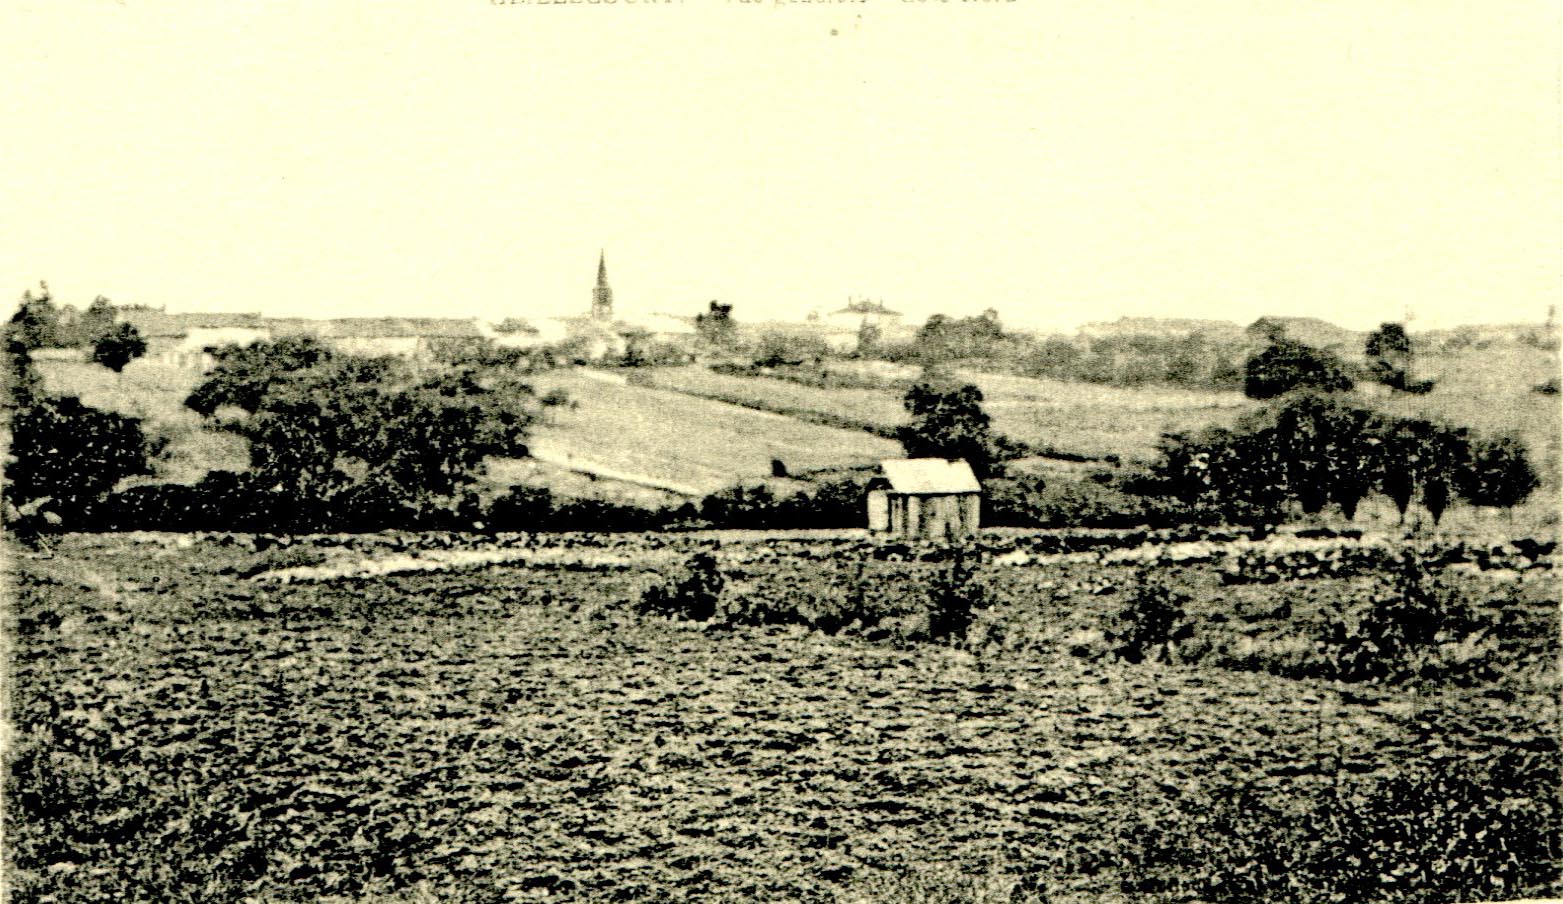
[89,253,918,372]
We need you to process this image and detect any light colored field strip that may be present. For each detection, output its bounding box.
[526,445,710,497]
[252,546,669,584]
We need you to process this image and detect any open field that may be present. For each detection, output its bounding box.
[649,365,1259,463]
[1378,346,1561,478]
[9,530,1559,903]
[520,370,902,497]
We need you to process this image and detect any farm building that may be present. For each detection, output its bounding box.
[866,458,982,540]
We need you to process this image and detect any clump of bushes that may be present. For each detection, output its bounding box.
[1102,570,1193,663]
[638,550,723,622]
[923,545,990,644]
[1321,550,1490,683]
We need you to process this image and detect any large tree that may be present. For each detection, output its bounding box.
[185,336,336,416]
[1363,322,1431,392]
[187,349,536,527]
[7,283,61,351]
[91,322,147,373]
[897,376,997,477]
[1243,336,1354,399]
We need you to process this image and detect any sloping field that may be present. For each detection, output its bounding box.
[648,365,1254,463]
[1376,346,1561,479]
[954,371,1254,462]
[521,370,902,496]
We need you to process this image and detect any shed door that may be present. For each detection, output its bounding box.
[867,490,889,532]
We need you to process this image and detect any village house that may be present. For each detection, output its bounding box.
[866,458,983,541]
[118,307,270,370]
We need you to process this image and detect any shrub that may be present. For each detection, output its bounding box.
[924,545,989,643]
[7,395,162,526]
[1104,571,1193,663]
[1322,550,1484,683]
[639,550,723,622]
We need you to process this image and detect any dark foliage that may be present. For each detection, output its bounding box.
[1322,550,1484,683]
[1243,337,1354,399]
[913,310,1006,363]
[7,396,162,524]
[923,544,989,643]
[90,321,147,373]
[897,376,997,477]
[7,282,64,351]
[639,550,723,622]
[699,478,866,530]
[1120,748,1561,904]
[184,337,337,416]
[1104,571,1193,663]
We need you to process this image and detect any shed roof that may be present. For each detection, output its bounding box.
[877,458,981,495]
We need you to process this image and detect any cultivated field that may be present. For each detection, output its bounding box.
[9,529,1558,903]
[521,370,902,497]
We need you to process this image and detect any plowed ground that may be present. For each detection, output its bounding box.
[8,533,1558,903]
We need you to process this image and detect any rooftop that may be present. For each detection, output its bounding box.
[876,458,981,495]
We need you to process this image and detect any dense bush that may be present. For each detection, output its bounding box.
[6,395,163,530]
[923,545,989,643]
[638,550,723,621]
[1243,336,1354,399]
[1100,571,1193,663]
[1321,550,1488,684]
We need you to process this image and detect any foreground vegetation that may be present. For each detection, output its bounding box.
[8,529,1559,903]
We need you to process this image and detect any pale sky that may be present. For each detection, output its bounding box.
[2,1,1558,332]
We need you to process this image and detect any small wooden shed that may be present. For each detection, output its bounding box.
[866,458,982,541]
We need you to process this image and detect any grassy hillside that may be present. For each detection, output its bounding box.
[1377,346,1560,478]
[519,369,901,497]
[649,364,1255,463]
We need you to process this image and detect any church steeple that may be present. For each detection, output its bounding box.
[591,250,614,321]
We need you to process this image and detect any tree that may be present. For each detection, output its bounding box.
[1243,337,1354,399]
[188,350,536,529]
[1462,435,1538,513]
[7,396,161,523]
[1273,393,1373,517]
[90,322,147,373]
[695,301,736,348]
[1364,322,1409,381]
[7,282,61,351]
[79,295,118,344]
[897,376,997,477]
[915,310,1006,363]
[1023,337,1082,380]
[185,336,335,416]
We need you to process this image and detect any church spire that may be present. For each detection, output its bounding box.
[591,250,614,321]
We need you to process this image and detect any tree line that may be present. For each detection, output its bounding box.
[1147,392,1537,527]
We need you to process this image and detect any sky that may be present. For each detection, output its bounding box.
[2,0,1558,332]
